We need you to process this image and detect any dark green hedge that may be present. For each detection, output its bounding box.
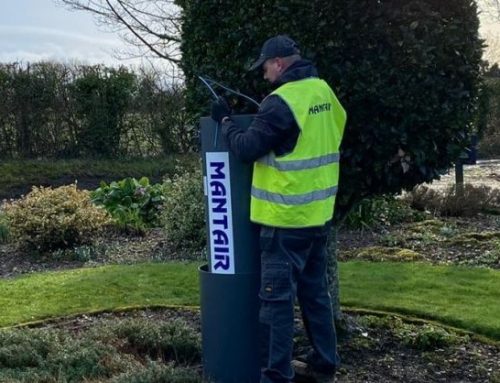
[178,0,483,219]
[0,63,192,159]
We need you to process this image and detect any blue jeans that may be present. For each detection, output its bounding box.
[259,225,340,383]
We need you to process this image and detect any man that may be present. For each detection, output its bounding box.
[211,35,346,383]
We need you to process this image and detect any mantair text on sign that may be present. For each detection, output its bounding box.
[206,153,235,274]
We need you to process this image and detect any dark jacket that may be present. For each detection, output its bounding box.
[222,59,319,163]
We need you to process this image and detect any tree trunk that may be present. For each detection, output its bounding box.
[327,227,342,320]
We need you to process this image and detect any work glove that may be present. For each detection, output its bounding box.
[211,97,231,124]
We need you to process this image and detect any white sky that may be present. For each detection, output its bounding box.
[1,1,499,66]
[0,0,131,66]
[480,17,500,65]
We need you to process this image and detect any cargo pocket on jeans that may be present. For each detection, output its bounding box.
[259,262,292,302]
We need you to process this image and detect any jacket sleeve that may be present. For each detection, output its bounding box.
[221,95,299,163]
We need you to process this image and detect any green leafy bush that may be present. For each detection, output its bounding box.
[162,167,205,257]
[179,0,483,221]
[406,184,500,216]
[91,177,165,232]
[3,184,111,251]
[343,195,426,230]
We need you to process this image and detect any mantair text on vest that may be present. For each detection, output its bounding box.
[308,103,332,115]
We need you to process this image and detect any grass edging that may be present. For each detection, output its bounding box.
[343,307,500,346]
[1,261,499,340]
[4,304,200,330]
[6,305,499,347]
[339,261,500,340]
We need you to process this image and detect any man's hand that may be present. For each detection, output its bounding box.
[211,97,231,124]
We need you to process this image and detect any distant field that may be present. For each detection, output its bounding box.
[0,155,198,199]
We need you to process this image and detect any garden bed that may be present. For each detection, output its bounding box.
[1,213,498,279]
[0,161,499,382]
[338,215,500,269]
[1,307,498,383]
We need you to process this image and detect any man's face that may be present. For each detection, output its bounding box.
[263,58,283,84]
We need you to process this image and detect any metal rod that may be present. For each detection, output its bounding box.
[204,76,261,108]
[198,75,219,100]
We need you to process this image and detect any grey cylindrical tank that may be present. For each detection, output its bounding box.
[199,115,261,383]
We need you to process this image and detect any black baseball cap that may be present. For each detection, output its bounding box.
[249,35,300,71]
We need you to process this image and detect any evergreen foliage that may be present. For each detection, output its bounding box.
[70,66,136,158]
[0,63,192,159]
[3,184,111,251]
[178,0,484,218]
[162,166,206,257]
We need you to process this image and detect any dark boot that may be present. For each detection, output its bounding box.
[292,360,336,383]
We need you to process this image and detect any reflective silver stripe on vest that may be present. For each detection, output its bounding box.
[257,152,340,171]
[251,185,338,205]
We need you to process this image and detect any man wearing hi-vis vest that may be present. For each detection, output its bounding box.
[211,35,346,383]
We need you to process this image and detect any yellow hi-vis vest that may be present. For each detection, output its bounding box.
[250,77,346,228]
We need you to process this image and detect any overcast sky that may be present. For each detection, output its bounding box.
[1,1,499,66]
[0,0,130,65]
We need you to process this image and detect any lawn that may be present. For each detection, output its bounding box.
[1,261,499,340]
[341,261,500,339]
[0,263,200,327]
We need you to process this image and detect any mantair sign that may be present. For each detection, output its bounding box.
[205,152,235,274]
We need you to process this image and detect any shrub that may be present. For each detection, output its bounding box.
[179,0,483,221]
[352,246,423,262]
[398,324,460,351]
[114,318,201,365]
[70,66,136,158]
[0,211,9,244]
[3,184,111,251]
[112,361,201,383]
[91,177,165,232]
[405,184,500,216]
[357,315,404,330]
[356,316,462,351]
[162,167,205,257]
[478,77,500,159]
[343,195,426,230]
[0,329,128,382]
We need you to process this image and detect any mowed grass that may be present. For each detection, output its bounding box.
[340,262,500,339]
[0,263,201,327]
[1,262,499,339]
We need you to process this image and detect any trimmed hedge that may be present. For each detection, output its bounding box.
[178,0,483,219]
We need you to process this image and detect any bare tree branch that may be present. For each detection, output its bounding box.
[105,0,180,63]
[57,0,181,65]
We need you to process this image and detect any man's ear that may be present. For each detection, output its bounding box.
[276,57,285,72]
